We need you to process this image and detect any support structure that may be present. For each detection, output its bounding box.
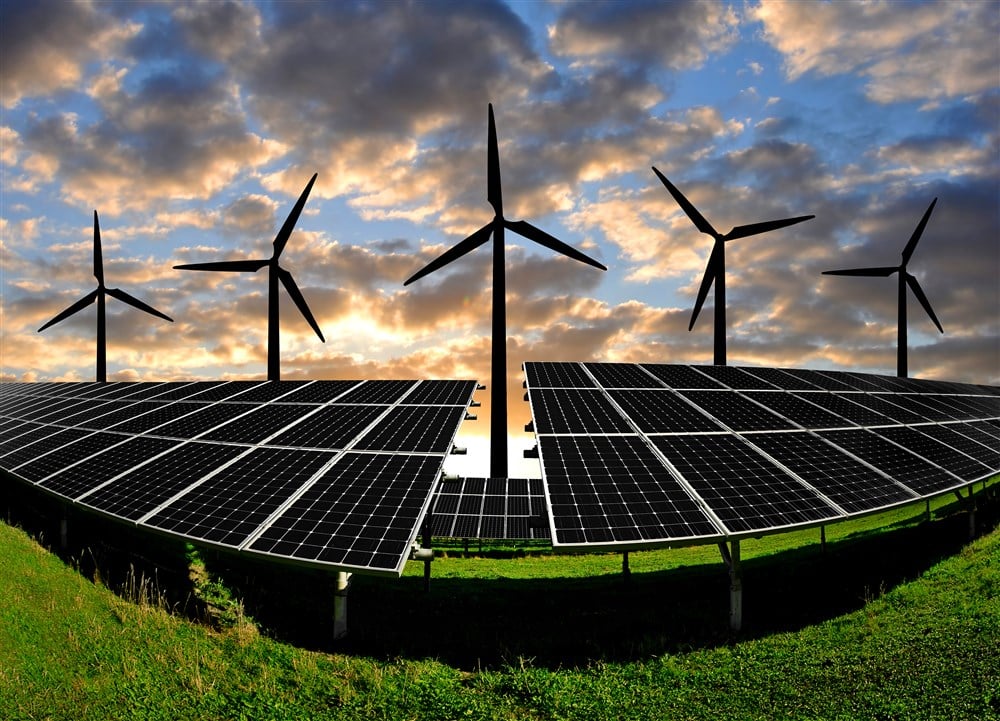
[333,571,352,640]
[820,525,826,553]
[718,540,742,632]
[622,551,631,583]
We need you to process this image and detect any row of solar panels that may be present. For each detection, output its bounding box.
[0,380,476,575]
[524,363,1000,550]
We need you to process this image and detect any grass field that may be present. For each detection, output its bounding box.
[1,480,998,720]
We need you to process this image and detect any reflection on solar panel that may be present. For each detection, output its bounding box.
[430,476,549,540]
[525,361,999,551]
[0,379,476,576]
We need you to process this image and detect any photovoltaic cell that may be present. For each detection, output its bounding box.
[739,367,825,390]
[248,452,442,572]
[609,389,723,433]
[199,403,317,444]
[352,405,465,453]
[584,363,662,388]
[692,366,777,389]
[524,361,596,388]
[745,432,914,513]
[742,391,852,429]
[80,442,250,520]
[401,380,476,406]
[790,393,896,427]
[149,403,257,439]
[0,427,94,468]
[542,435,720,545]
[430,476,548,540]
[271,381,359,404]
[336,380,416,405]
[12,432,131,483]
[530,388,634,434]
[678,390,796,431]
[265,405,386,449]
[908,424,1000,468]
[40,436,177,499]
[652,434,839,532]
[817,429,960,495]
[231,381,309,403]
[144,447,337,546]
[869,426,992,481]
[643,366,723,388]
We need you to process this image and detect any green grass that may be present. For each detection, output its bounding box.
[1,483,998,720]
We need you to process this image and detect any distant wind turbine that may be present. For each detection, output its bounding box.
[38,211,173,382]
[823,197,942,378]
[174,173,324,381]
[651,167,814,366]
[405,104,607,479]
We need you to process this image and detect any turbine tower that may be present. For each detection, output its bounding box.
[38,211,173,382]
[174,173,325,381]
[652,167,814,365]
[823,197,942,378]
[405,104,606,479]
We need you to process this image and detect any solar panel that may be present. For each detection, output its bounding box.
[248,452,444,573]
[523,362,999,552]
[430,476,549,540]
[541,435,721,546]
[0,379,477,577]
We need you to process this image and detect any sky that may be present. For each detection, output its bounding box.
[2,0,998,479]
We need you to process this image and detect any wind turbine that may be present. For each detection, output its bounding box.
[651,167,814,366]
[405,104,607,479]
[38,211,173,382]
[823,197,942,378]
[174,173,324,381]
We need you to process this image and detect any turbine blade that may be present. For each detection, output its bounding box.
[724,215,815,241]
[905,273,943,333]
[487,103,502,215]
[105,287,173,323]
[38,289,100,332]
[404,222,495,285]
[822,266,898,277]
[901,197,937,266]
[277,267,324,342]
[93,211,104,285]
[689,243,721,331]
[651,167,718,237]
[505,219,607,271]
[173,259,269,272]
[274,173,318,258]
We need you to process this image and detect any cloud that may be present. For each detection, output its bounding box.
[752,0,1000,104]
[548,0,738,69]
[0,0,140,108]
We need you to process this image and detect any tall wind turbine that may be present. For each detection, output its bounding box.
[38,211,173,382]
[823,198,942,378]
[174,174,325,381]
[405,104,607,479]
[651,167,814,366]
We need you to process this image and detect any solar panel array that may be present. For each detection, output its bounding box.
[0,379,476,575]
[429,477,549,540]
[524,362,1000,551]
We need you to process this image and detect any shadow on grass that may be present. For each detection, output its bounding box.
[207,492,999,670]
[3,474,996,671]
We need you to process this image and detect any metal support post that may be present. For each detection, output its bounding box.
[820,525,826,554]
[333,571,352,640]
[422,517,433,593]
[718,540,742,632]
[622,551,631,583]
[60,515,68,550]
[925,498,931,522]
[967,486,976,540]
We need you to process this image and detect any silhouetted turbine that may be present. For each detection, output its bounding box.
[405,104,606,479]
[38,211,173,382]
[823,197,942,378]
[651,168,814,366]
[174,174,324,381]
